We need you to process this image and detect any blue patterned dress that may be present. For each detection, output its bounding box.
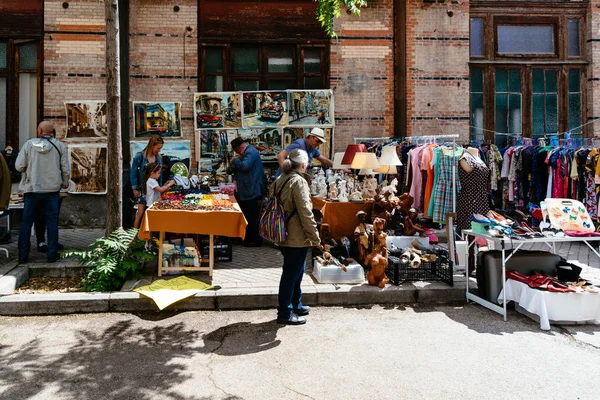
[432,146,463,223]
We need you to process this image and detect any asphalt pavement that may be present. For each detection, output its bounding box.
[0,304,599,400]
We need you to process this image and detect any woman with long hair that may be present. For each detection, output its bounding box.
[273,148,320,325]
[131,135,164,228]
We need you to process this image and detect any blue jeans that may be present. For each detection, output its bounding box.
[19,192,60,260]
[278,246,309,320]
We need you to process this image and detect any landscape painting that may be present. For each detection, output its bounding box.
[133,102,182,137]
[288,90,334,127]
[68,144,108,194]
[242,91,288,128]
[194,92,242,129]
[130,140,191,170]
[64,101,108,139]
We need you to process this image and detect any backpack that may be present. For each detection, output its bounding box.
[259,177,297,243]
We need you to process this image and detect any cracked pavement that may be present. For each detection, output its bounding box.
[0,305,599,399]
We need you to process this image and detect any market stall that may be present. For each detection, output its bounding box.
[311,196,372,240]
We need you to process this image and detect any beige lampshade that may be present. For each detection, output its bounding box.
[332,152,351,170]
[376,165,397,174]
[378,146,403,166]
[358,169,374,175]
[351,152,380,170]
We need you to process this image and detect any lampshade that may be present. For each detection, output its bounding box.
[341,144,367,165]
[378,146,403,166]
[359,169,374,175]
[376,165,397,174]
[332,152,351,170]
[351,152,380,170]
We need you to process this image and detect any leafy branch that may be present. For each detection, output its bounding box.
[316,0,368,38]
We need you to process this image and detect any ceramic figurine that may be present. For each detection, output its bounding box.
[310,176,319,196]
[349,191,363,202]
[328,182,339,200]
[362,175,378,200]
[338,180,348,202]
[381,177,399,197]
[347,175,355,193]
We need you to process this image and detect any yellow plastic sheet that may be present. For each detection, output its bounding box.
[134,276,213,310]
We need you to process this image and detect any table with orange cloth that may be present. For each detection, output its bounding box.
[138,202,247,277]
[311,197,373,240]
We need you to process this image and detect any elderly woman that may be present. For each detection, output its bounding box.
[131,135,164,228]
[274,148,320,325]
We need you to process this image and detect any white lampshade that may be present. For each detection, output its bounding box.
[376,165,397,174]
[378,146,403,166]
[351,152,380,170]
[358,169,374,175]
[332,152,350,170]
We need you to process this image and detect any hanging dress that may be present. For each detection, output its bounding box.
[432,146,463,223]
[456,151,491,232]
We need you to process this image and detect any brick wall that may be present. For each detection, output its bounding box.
[329,0,394,152]
[588,0,600,136]
[406,0,470,140]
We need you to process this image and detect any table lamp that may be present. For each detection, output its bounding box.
[376,165,397,174]
[378,146,403,167]
[351,152,380,171]
[341,144,367,165]
[332,152,351,170]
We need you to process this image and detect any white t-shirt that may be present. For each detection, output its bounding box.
[146,178,160,207]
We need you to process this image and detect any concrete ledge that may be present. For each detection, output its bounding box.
[0,292,110,315]
[0,266,29,295]
[28,263,90,278]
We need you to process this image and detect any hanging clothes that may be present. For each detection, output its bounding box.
[456,151,491,232]
[432,146,463,223]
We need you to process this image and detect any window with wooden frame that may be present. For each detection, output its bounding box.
[199,44,329,92]
[469,2,587,142]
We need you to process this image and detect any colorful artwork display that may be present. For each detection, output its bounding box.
[133,102,182,137]
[64,101,108,139]
[194,92,242,129]
[130,140,191,170]
[288,90,334,127]
[68,144,108,194]
[198,130,241,174]
[282,127,332,165]
[242,91,288,127]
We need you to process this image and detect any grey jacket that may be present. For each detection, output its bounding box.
[272,170,320,248]
[16,137,70,193]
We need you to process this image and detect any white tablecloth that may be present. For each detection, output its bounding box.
[498,279,600,330]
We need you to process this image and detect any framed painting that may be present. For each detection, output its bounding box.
[242,91,288,128]
[68,143,108,194]
[194,92,242,129]
[130,140,191,170]
[282,127,332,166]
[64,101,108,139]
[133,101,182,137]
[287,90,334,127]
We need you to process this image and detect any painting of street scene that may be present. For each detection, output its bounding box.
[133,102,181,137]
[283,127,332,166]
[64,102,107,139]
[68,144,107,194]
[130,140,191,171]
[194,92,242,129]
[242,91,288,128]
[288,90,334,127]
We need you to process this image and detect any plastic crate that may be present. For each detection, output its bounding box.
[312,259,365,284]
[199,235,232,262]
[387,254,453,286]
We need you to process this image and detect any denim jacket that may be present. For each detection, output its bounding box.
[130,151,162,191]
[232,145,265,201]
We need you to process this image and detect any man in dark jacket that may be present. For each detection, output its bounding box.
[230,137,266,247]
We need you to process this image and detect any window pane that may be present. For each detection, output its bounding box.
[495,69,508,92]
[546,94,558,133]
[497,25,554,54]
[569,70,580,93]
[0,78,6,149]
[495,94,508,134]
[568,19,580,57]
[470,18,484,57]
[234,80,259,91]
[267,80,294,90]
[532,95,545,135]
[233,47,259,73]
[470,93,484,140]
[205,75,223,92]
[304,48,321,74]
[19,73,37,146]
[205,48,222,73]
[545,70,557,92]
[19,43,37,70]
[569,94,582,134]
[0,43,6,69]
[509,70,521,92]
[496,93,522,134]
[268,47,293,73]
[471,68,483,92]
[304,76,322,89]
[532,70,544,93]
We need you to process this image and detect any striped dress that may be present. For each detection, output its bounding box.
[432,146,463,223]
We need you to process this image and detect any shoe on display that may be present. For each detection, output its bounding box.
[37,242,48,253]
[294,306,311,316]
[276,314,306,325]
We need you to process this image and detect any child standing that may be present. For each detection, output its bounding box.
[133,162,175,227]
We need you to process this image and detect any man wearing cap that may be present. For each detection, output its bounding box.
[276,127,333,177]
[229,136,266,247]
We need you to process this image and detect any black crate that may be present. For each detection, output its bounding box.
[199,236,232,262]
[387,254,453,286]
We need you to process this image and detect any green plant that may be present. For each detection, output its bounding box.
[316,0,367,38]
[63,227,155,292]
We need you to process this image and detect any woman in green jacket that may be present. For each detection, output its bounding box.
[274,148,320,325]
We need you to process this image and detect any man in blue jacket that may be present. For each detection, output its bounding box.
[230,136,266,247]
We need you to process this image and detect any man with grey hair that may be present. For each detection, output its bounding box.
[15,121,70,263]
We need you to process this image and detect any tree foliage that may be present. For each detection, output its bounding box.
[316,0,368,38]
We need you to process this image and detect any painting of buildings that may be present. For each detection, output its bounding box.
[133,102,182,137]
[68,144,107,194]
[194,92,242,129]
[288,90,334,127]
[64,102,108,139]
[242,91,288,128]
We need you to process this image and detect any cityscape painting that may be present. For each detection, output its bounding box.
[68,144,108,194]
[64,101,108,139]
[130,140,191,170]
[194,92,242,129]
[133,102,182,137]
[242,91,288,128]
[288,90,334,127]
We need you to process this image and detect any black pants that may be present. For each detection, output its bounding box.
[238,196,262,244]
[35,196,63,244]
